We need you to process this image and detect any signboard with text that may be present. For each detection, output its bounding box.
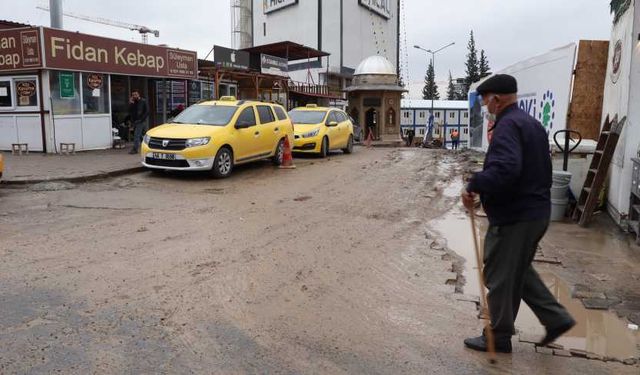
[42,27,197,79]
[59,72,75,98]
[260,54,288,77]
[0,27,42,72]
[263,0,298,14]
[214,45,250,71]
[359,0,392,19]
[468,44,577,151]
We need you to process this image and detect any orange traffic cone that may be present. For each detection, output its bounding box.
[365,129,374,148]
[279,136,296,169]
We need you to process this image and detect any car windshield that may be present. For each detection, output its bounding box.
[289,110,327,124]
[171,105,238,126]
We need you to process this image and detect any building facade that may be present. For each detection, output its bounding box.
[400,100,469,148]
[251,0,400,105]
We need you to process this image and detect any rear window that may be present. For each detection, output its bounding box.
[289,110,327,124]
[273,106,288,121]
[171,104,238,126]
[257,105,276,124]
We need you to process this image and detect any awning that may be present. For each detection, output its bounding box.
[242,41,329,61]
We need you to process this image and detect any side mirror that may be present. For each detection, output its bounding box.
[327,121,338,127]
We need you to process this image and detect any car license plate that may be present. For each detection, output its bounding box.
[152,152,176,160]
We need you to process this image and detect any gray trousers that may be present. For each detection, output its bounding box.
[132,120,148,152]
[483,219,573,341]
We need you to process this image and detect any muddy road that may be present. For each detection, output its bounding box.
[0,148,634,374]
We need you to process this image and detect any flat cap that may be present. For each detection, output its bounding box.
[476,74,518,95]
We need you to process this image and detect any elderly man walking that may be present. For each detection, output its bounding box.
[461,74,575,353]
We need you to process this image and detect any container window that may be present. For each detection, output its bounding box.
[82,73,109,114]
[50,71,81,115]
[0,80,13,108]
[15,78,38,108]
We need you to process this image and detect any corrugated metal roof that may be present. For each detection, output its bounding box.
[401,99,468,110]
[0,20,32,29]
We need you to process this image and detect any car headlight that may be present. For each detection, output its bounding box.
[185,137,211,148]
[143,134,150,144]
[302,129,320,138]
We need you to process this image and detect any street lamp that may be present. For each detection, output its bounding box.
[414,42,455,144]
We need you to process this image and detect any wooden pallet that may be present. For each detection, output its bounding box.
[573,115,626,226]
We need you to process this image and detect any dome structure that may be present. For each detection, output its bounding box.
[354,55,396,76]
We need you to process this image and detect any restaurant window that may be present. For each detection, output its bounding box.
[82,73,109,114]
[0,79,13,108]
[202,81,215,100]
[15,78,38,109]
[50,71,81,115]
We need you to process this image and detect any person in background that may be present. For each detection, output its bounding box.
[408,128,415,147]
[128,89,150,155]
[451,129,460,150]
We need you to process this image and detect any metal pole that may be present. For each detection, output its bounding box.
[162,79,167,123]
[49,0,63,29]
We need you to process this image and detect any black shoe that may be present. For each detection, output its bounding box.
[464,335,512,353]
[538,319,576,347]
[128,149,138,154]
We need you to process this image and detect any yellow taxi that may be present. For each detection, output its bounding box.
[141,97,294,178]
[289,105,355,157]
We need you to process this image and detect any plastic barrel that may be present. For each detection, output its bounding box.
[551,184,570,199]
[550,198,569,221]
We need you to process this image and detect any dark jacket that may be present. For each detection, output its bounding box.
[128,98,149,124]
[467,104,551,226]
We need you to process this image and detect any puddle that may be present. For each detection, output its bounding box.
[516,272,640,361]
[432,181,640,362]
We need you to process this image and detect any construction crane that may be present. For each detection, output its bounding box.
[37,5,160,44]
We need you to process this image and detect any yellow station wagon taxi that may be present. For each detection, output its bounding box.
[289,105,355,157]
[141,97,294,178]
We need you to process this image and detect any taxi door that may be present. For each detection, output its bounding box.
[336,111,351,148]
[256,105,279,156]
[233,106,260,161]
[325,111,341,149]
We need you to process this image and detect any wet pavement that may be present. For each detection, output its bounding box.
[1,148,638,373]
[431,179,640,365]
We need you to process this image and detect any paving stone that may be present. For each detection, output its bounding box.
[572,284,606,300]
[553,349,572,357]
[581,298,618,310]
[622,358,637,365]
[586,353,604,361]
[535,346,553,355]
[569,349,589,358]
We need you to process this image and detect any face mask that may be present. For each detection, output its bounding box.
[482,106,497,122]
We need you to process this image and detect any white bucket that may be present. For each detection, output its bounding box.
[551,184,570,200]
[551,198,569,221]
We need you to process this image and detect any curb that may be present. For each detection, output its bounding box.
[0,166,146,186]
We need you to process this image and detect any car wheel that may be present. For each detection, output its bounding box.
[212,147,233,178]
[342,135,354,154]
[272,139,285,166]
[320,137,328,158]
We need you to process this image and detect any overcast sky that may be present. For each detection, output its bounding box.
[8,0,614,98]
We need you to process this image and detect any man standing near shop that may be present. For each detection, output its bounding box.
[128,89,150,155]
[461,74,575,353]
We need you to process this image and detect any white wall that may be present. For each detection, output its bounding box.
[252,0,398,79]
[253,1,318,50]
[603,3,638,221]
[341,0,398,71]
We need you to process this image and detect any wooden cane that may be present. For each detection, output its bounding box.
[469,208,497,364]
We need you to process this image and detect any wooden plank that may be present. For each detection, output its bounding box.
[567,40,609,140]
